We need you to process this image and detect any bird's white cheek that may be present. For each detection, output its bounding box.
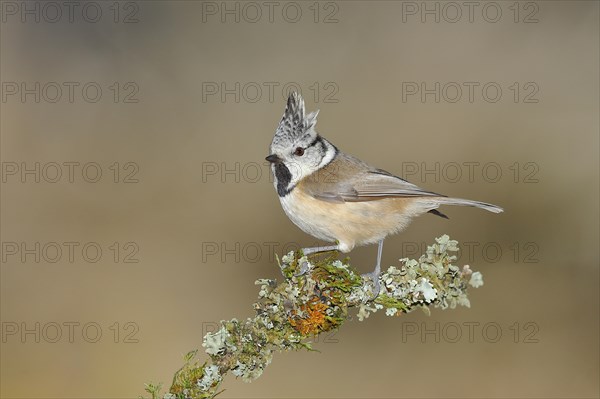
[291,166,311,186]
[287,160,317,187]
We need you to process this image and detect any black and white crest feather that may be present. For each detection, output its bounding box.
[272,92,319,148]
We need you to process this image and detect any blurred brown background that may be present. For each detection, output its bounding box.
[1,1,598,398]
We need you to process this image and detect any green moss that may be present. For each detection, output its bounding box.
[375,294,409,312]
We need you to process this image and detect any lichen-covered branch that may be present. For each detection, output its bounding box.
[144,235,484,399]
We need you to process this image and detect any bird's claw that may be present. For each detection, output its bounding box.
[362,271,381,301]
[294,260,311,277]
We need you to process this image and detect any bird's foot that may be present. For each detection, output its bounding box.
[361,271,381,301]
[294,260,311,277]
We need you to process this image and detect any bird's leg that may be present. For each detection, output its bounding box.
[290,244,340,277]
[362,239,383,299]
[301,244,340,256]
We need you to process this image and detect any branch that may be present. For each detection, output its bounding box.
[143,235,484,399]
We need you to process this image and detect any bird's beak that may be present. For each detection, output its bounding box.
[265,154,281,164]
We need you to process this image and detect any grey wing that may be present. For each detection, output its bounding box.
[308,167,445,203]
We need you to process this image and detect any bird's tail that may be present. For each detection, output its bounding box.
[434,197,504,213]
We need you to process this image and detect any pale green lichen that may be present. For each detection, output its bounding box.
[145,235,483,399]
[469,271,484,288]
[202,327,231,356]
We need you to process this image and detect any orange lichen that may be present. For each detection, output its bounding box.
[289,298,329,336]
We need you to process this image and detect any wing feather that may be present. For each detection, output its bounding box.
[302,154,444,203]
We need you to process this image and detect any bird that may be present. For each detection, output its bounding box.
[265,92,503,294]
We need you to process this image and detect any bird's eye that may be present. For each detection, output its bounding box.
[294,147,305,156]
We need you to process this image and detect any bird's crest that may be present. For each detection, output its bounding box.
[272,92,319,146]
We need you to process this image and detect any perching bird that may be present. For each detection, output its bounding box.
[266,92,502,294]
